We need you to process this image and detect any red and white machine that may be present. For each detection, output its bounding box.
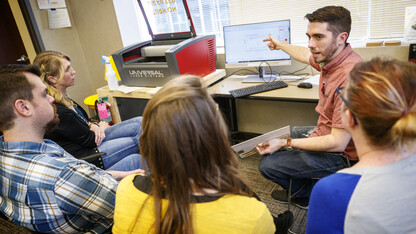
[112,0,216,87]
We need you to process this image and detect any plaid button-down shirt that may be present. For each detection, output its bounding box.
[0,137,118,233]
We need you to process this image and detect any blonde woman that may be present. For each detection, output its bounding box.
[34,51,142,171]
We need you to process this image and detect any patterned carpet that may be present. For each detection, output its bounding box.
[238,152,308,234]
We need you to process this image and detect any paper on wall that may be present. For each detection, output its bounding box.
[48,8,71,29]
[37,0,66,9]
[404,6,416,44]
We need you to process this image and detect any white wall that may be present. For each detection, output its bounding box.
[112,0,150,47]
[28,0,124,112]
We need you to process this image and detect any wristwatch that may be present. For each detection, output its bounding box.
[285,138,293,151]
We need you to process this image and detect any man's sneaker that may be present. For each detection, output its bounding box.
[271,189,289,203]
[291,197,309,210]
[271,189,309,210]
[275,210,294,234]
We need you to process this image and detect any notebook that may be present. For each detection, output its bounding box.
[232,126,290,158]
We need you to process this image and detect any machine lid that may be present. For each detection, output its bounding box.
[137,0,197,41]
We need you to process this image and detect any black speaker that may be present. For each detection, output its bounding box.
[409,44,416,64]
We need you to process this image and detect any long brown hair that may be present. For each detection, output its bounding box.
[139,76,250,234]
[346,57,416,151]
[33,51,73,108]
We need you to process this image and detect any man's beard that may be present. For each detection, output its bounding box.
[313,39,339,64]
[45,104,60,134]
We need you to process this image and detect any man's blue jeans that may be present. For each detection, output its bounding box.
[97,116,143,171]
[258,126,346,198]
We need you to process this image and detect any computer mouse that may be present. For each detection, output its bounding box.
[297,82,313,89]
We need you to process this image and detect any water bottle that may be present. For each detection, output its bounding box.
[102,56,119,90]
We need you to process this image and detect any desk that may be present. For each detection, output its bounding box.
[209,76,319,134]
[97,72,319,134]
[97,69,226,124]
[209,76,319,102]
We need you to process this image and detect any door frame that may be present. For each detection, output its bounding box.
[8,0,44,63]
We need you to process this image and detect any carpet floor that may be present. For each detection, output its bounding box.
[238,152,308,234]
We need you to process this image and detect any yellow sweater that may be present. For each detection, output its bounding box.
[113,175,275,234]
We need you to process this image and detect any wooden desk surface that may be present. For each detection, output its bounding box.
[97,86,155,100]
[209,77,319,103]
[97,69,226,123]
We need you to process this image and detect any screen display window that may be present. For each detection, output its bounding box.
[138,0,193,37]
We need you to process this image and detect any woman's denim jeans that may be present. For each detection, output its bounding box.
[97,116,143,171]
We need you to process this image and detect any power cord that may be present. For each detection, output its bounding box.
[224,62,316,86]
[277,64,314,86]
[224,62,275,83]
[225,68,258,78]
[256,61,275,82]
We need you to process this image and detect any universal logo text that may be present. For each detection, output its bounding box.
[129,70,165,78]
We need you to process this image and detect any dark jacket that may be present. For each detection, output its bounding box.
[45,101,97,157]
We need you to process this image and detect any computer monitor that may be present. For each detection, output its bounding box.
[224,20,291,69]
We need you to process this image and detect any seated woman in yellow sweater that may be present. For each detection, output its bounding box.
[113,76,282,234]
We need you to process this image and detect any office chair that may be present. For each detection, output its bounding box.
[78,151,106,169]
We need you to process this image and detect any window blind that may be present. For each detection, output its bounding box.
[187,0,230,46]
[370,1,416,38]
[227,0,369,44]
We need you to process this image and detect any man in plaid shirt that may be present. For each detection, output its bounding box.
[0,65,141,233]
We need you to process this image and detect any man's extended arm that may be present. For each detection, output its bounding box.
[263,34,311,64]
[55,163,118,221]
[257,127,351,155]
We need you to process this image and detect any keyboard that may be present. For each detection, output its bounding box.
[229,80,288,98]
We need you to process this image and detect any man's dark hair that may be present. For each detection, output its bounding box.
[0,64,41,76]
[305,6,351,41]
[0,64,41,131]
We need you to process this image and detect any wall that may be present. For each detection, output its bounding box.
[354,45,409,61]
[28,0,123,112]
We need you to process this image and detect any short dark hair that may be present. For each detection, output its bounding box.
[305,6,351,41]
[0,64,41,131]
[0,64,41,77]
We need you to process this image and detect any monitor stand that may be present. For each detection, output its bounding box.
[242,74,277,83]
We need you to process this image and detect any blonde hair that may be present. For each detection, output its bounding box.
[347,57,416,152]
[33,51,73,108]
[139,76,250,234]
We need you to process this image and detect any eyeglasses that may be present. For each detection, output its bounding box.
[336,87,358,125]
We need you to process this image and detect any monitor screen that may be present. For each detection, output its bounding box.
[224,20,291,68]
